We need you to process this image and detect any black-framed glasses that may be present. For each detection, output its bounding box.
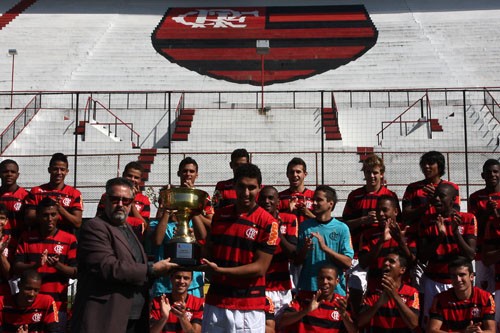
[108,196,134,206]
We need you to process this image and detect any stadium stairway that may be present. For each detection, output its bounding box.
[323,107,342,141]
[172,108,195,141]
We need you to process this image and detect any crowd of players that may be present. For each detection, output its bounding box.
[0,149,497,332]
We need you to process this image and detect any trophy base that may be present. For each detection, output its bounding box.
[165,241,201,267]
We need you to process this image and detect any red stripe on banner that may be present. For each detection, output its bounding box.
[269,12,367,22]
[163,45,365,61]
[208,70,315,81]
[155,27,376,40]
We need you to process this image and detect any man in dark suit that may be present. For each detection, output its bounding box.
[71,177,177,333]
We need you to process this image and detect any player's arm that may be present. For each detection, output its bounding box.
[311,231,352,269]
[46,256,77,279]
[390,293,419,329]
[191,214,208,241]
[129,202,147,225]
[426,317,449,333]
[358,233,384,269]
[357,294,386,329]
[203,248,273,278]
[451,214,476,260]
[279,232,297,258]
[483,239,500,266]
[56,205,82,228]
[153,209,172,246]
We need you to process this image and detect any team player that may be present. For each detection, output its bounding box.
[402,150,460,224]
[150,157,211,297]
[418,183,476,324]
[0,159,28,238]
[257,185,298,314]
[212,148,250,212]
[14,198,77,332]
[278,264,356,333]
[96,161,151,238]
[482,176,500,327]
[24,153,83,233]
[150,270,204,333]
[278,157,315,224]
[0,204,13,296]
[201,163,279,333]
[427,257,496,333]
[468,158,500,293]
[296,185,353,298]
[0,270,58,333]
[342,154,399,315]
[358,195,416,293]
[358,251,419,332]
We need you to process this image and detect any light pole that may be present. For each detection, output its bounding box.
[256,40,270,112]
[8,49,17,109]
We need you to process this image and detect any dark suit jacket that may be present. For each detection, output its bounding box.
[71,216,150,333]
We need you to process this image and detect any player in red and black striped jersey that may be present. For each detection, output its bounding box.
[24,153,83,234]
[278,157,315,225]
[468,159,500,292]
[14,198,76,331]
[402,151,460,225]
[150,270,204,333]
[342,154,400,316]
[0,270,59,333]
[358,252,419,333]
[0,205,14,296]
[358,195,416,292]
[0,159,28,238]
[202,164,279,333]
[418,183,477,323]
[258,185,298,313]
[212,148,249,212]
[427,257,496,333]
[279,264,356,333]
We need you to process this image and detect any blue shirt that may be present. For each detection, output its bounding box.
[297,217,353,296]
[148,219,204,297]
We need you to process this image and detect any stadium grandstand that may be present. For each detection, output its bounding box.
[0,0,499,216]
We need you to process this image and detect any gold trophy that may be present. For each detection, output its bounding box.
[159,187,208,266]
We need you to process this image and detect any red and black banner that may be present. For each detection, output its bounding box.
[152,5,378,86]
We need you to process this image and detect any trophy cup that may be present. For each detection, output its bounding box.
[159,187,208,266]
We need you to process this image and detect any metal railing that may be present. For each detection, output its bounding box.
[83,96,141,147]
[0,93,41,154]
[376,92,431,145]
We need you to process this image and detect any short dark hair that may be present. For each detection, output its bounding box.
[377,195,399,210]
[105,177,134,196]
[123,161,144,174]
[260,185,278,195]
[483,158,500,171]
[315,185,337,204]
[386,250,408,269]
[0,159,19,171]
[49,153,68,167]
[36,197,58,214]
[287,157,307,173]
[178,157,198,172]
[448,256,474,274]
[19,269,42,285]
[234,163,262,186]
[319,263,339,277]
[0,204,8,217]
[437,182,458,198]
[231,149,249,162]
[420,151,445,177]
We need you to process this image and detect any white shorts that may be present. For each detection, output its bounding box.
[265,289,293,316]
[202,303,266,333]
[346,259,367,292]
[422,275,452,326]
[475,260,495,293]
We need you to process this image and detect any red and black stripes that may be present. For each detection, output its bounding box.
[152,5,378,86]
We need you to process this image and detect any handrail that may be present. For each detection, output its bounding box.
[483,89,500,125]
[376,92,430,145]
[171,93,185,138]
[83,97,141,147]
[0,93,41,155]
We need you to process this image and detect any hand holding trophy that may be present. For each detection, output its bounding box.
[158,187,208,266]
